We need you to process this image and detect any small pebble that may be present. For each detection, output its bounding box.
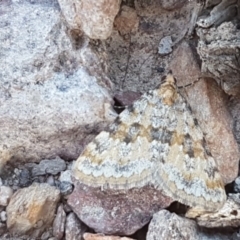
[0,211,7,222]
[0,186,13,206]
[59,170,72,184]
[19,168,32,187]
[46,176,55,186]
[59,181,73,196]
[234,177,240,193]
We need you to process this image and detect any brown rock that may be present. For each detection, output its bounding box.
[83,233,134,240]
[53,204,66,240]
[114,6,139,35]
[68,181,172,235]
[58,0,121,39]
[65,212,87,240]
[170,41,239,184]
[6,183,60,237]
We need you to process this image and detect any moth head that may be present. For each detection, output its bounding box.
[159,70,178,106]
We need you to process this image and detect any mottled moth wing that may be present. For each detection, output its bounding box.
[73,73,226,211]
[73,89,160,189]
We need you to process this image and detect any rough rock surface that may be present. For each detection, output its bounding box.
[58,0,121,39]
[53,204,66,240]
[83,233,135,240]
[0,186,13,207]
[147,210,232,240]
[197,22,240,96]
[106,0,196,93]
[68,181,173,235]
[114,5,139,36]
[170,41,239,184]
[192,194,240,228]
[65,212,87,240]
[0,0,115,171]
[6,183,60,237]
[159,0,188,10]
[31,157,66,176]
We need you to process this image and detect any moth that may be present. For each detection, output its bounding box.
[73,71,226,212]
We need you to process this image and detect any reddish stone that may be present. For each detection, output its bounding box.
[68,180,172,235]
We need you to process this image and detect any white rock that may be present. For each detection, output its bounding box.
[0,211,7,222]
[59,170,72,184]
[0,186,13,207]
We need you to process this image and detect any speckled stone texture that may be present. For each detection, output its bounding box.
[68,180,173,235]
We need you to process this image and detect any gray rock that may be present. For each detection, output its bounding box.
[234,177,240,193]
[65,212,87,240]
[19,168,32,188]
[59,181,73,196]
[59,170,72,184]
[53,204,66,240]
[158,36,173,55]
[159,0,187,10]
[197,22,240,96]
[46,175,55,186]
[147,210,232,240]
[32,158,66,176]
[0,0,115,171]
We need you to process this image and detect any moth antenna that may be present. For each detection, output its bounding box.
[177,77,201,89]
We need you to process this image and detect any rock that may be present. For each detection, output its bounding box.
[19,168,32,188]
[0,222,6,236]
[114,91,141,107]
[197,22,240,96]
[169,41,239,184]
[0,211,7,222]
[107,0,196,93]
[159,0,188,10]
[58,0,121,39]
[234,176,240,193]
[53,204,66,240]
[68,181,172,235]
[114,6,139,35]
[59,170,72,184]
[65,212,87,240]
[59,181,73,196]
[32,157,66,176]
[46,175,55,186]
[147,210,232,240]
[41,231,52,240]
[228,97,240,153]
[147,210,198,240]
[190,194,240,228]
[0,0,115,171]
[158,36,173,55]
[83,233,135,240]
[6,183,60,237]
[0,186,13,207]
